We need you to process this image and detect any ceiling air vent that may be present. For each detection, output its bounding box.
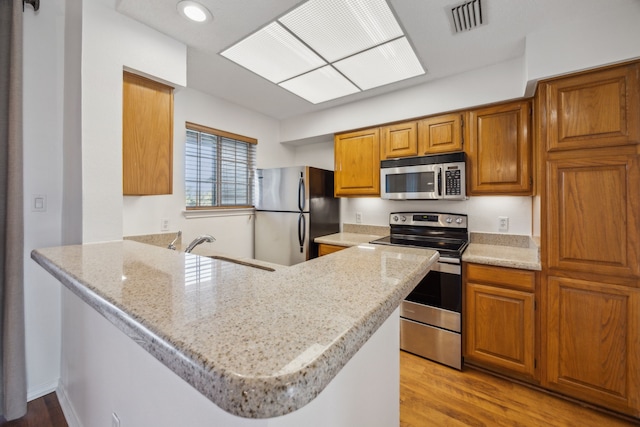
[449,0,484,34]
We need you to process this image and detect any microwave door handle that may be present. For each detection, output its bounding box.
[436,166,443,198]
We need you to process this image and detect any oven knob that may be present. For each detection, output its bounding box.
[393,215,399,222]
[455,217,463,224]
[400,215,407,222]
[446,217,453,223]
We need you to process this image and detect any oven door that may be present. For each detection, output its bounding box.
[380,164,442,200]
[401,260,461,332]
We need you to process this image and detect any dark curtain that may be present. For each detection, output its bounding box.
[0,0,27,421]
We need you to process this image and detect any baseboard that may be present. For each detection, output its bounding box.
[56,384,82,427]
[27,380,59,401]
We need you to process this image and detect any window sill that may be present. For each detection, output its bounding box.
[183,207,255,219]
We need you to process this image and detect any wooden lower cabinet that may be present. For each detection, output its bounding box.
[464,263,537,381]
[543,274,640,417]
[318,243,346,257]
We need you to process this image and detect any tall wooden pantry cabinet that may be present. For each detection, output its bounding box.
[538,61,640,417]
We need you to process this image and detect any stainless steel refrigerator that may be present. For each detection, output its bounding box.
[254,166,340,266]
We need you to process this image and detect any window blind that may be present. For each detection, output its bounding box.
[185,125,256,208]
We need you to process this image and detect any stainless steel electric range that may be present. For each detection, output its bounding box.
[371,212,468,370]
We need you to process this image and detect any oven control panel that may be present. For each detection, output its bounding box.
[389,212,467,229]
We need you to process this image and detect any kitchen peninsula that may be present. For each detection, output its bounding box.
[31,240,437,426]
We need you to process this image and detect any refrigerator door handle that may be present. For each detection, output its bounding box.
[298,174,305,212]
[298,213,306,253]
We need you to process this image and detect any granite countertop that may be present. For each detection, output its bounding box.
[317,230,541,271]
[315,232,383,247]
[31,240,437,419]
[462,233,541,271]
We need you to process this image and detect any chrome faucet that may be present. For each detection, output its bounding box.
[185,234,216,253]
[167,231,182,250]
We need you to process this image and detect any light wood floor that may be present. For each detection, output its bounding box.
[401,351,639,426]
[3,353,638,426]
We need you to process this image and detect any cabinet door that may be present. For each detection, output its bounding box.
[123,72,174,195]
[546,153,640,278]
[466,101,532,195]
[544,275,640,416]
[465,279,536,380]
[418,113,463,155]
[334,128,380,197]
[380,122,417,160]
[542,62,640,152]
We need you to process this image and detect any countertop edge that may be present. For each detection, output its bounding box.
[31,245,438,418]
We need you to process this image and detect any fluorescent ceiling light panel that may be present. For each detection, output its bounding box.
[279,0,403,62]
[279,66,360,104]
[220,22,326,83]
[334,37,424,90]
[220,0,425,103]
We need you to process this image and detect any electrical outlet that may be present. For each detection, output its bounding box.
[111,412,120,427]
[161,218,170,231]
[498,216,509,232]
[355,212,363,224]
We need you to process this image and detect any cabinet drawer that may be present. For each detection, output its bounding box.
[466,263,535,291]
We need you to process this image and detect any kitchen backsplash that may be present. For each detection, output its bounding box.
[342,223,390,236]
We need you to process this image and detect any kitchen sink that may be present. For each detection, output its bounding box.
[208,255,275,272]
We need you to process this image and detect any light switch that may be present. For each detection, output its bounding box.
[32,194,46,212]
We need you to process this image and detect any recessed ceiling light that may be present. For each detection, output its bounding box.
[177,1,212,23]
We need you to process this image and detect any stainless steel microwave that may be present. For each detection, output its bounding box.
[380,152,466,200]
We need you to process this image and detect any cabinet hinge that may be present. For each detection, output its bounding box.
[534,300,537,310]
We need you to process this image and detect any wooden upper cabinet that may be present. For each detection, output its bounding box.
[418,113,463,155]
[541,62,640,152]
[334,128,380,197]
[380,122,418,160]
[464,263,537,381]
[123,72,174,195]
[544,275,640,416]
[466,100,532,195]
[546,152,640,278]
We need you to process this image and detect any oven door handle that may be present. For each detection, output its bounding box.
[432,261,461,275]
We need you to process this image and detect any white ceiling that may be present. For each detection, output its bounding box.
[116,0,614,120]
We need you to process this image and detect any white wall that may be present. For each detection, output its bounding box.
[281,57,526,144]
[81,0,186,244]
[292,139,334,171]
[22,0,67,399]
[525,0,640,90]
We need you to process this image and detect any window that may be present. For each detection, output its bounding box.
[185,122,257,208]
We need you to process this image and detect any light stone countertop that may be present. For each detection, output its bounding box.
[462,232,541,271]
[314,232,384,247]
[31,240,438,419]
[462,244,541,271]
[317,230,542,271]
